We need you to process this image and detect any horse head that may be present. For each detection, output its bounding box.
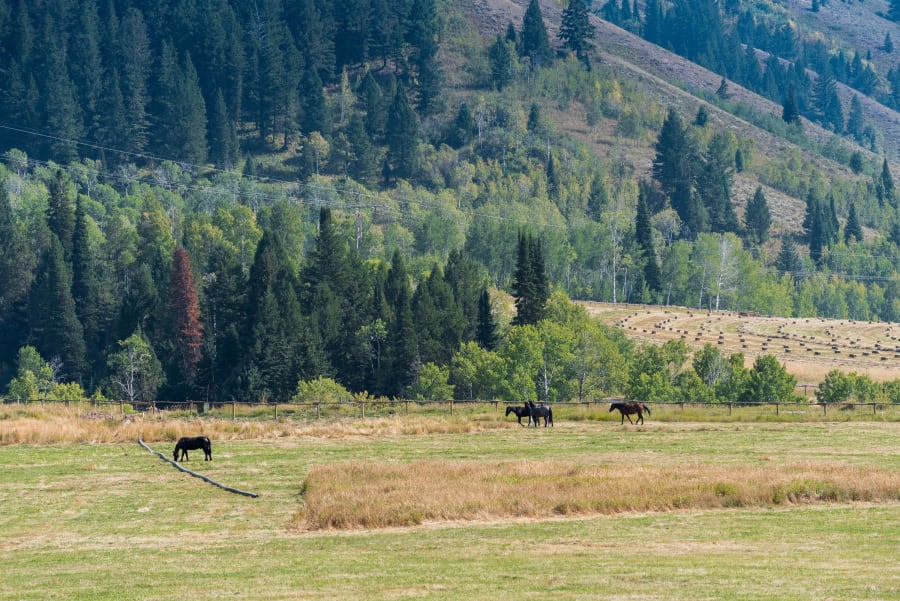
[505,406,514,416]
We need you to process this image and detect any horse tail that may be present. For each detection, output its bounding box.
[549,406,553,425]
[643,404,651,415]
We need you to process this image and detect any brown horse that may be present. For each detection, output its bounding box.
[609,401,651,425]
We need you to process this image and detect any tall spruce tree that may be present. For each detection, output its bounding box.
[512,232,549,325]
[782,82,801,126]
[635,190,661,295]
[775,234,803,276]
[71,197,102,364]
[744,186,771,245]
[844,201,863,243]
[29,235,86,383]
[521,0,552,66]
[489,34,513,90]
[475,288,498,350]
[559,0,594,66]
[385,83,420,182]
[46,170,75,261]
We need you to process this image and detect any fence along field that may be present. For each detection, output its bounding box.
[581,301,900,385]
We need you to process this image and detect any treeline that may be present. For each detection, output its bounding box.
[0,0,442,166]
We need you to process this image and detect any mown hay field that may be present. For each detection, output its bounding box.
[582,301,900,385]
[2,407,899,600]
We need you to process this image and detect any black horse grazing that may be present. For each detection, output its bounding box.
[528,401,553,427]
[174,436,212,461]
[505,405,533,426]
[609,401,651,425]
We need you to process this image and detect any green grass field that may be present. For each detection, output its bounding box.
[2,418,899,600]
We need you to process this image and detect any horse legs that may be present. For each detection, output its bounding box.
[625,413,634,425]
[636,411,643,425]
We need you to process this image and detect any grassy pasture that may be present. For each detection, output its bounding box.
[582,301,900,386]
[2,413,900,600]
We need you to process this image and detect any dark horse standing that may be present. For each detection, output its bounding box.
[528,401,553,427]
[174,436,212,461]
[505,404,533,426]
[609,401,651,425]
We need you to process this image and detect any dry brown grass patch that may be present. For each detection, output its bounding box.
[0,404,509,445]
[293,460,900,530]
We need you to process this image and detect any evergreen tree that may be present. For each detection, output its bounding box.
[521,0,552,66]
[29,236,86,383]
[782,82,801,126]
[698,131,739,233]
[358,72,387,141]
[846,95,865,143]
[380,251,418,397]
[775,234,803,276]
[448,102,474,148]
[744,186,771,245]
[444,248,485,340]
[41,42,84,162]
[71,197,102,364]
[559,0,594,66]
[209,89,239,168]
[345,113,377,185]
[652,107,698,197]
[877,158,896,206]
[385,83,420,182]
[844,201,863,243]
[407,0,443,114]
[635,190,661,295]
[46,170,75,261]
[643,0,665,46]
[300,64,329,136]
[475,288,498,351]
[512,233,549,325]
[166,247,204,399]
[489,34,514,90]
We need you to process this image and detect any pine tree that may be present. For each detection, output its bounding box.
[744,186,771,245]
[358,72,387,141]
[385,83,420,182]
[166,247,204,399]
[475,288,498,351]
[698,131,739,233]
[877,158,895,206]
[300,64,329,136]
[209,89,239,168]
[643,0,665,46]
[345,113,377,185]
[46,170,75,261]
[782,82,801,126]
[846,95,865,143]
[521,0,552,66]
[652,107,698,197]
[512,232,549,325]
[71,197,102,364]
[29,236,86,383]
[41,41,84,162]
[489,35,513,90]
[407,0,443,114]
[844,201,863,243]
[448,103,474,148]
[775,234,803,276]
[635,190,661,295]
[559,0,594,66]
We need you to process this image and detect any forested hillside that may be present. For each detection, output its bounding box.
[4,0,900,404]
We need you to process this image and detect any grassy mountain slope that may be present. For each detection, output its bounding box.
[461,0,900,241]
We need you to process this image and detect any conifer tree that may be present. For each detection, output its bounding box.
[385,83,420,182]
[521,0,552,66]
[29,236,86,383]
[782,82,801,126]
[166,247,204,399]
[744,186,771,245]
[775,234,803,276]
[489,35,513,90]
[46,170,75,262]
[300,64,330,136]
[877,158,895,206]
[844,201,863,244]
[559,0,594,66]
[71,197,102,364]
[652,107,698,197]
[345,113,377,185]
[635,190,661,295]
[512,233,549,325]
[358,72,387,141]
[475,288,499,351]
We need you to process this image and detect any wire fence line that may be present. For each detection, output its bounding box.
[3,396,899,420]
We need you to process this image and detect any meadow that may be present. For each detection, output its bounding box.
[2,405,899,600]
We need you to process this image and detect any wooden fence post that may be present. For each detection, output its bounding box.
[316,402,320,419]
[775,403,779,416]
[232,402,236,421]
